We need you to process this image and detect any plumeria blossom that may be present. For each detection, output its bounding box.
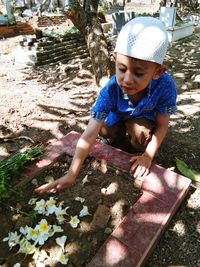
[79,205,91,217]
[34,233,49,246]
[57,252,69,265]
[82,175,89,185]
[56,235,67,252]
[48,225,64,237]
[55,205,70,224]
[45,197,57,215]
[34,199,46,214]
[75,197,85,203]
[34,219,51,245]
[35,219,50,235]
[3,231,21,249]
[55,205,70,217]
[17,238,36,255]
[24,227,39,241]
[19,226,29,236]
[31,179,38,186]
[33,249,49,262]
[44,175,55,184]
[28,198,38,205]
[13,263,21,267]
[35,262,46,267]
[56,215,66,224]
[69,216,80,228]
[52,225,64,233]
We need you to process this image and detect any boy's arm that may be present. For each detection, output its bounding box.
[35,118,103,194]
[130,114,169,178]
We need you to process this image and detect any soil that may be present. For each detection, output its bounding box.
[0,28,200,266]
[0,156,141,266]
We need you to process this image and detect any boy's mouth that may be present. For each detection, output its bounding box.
[122,86,137,95]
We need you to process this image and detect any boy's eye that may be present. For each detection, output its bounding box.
[135,72,144,77]
[118,67,126,73]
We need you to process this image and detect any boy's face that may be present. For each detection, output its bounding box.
[115,53,165,96]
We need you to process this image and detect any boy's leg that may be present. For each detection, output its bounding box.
[99,122,126,149]
[99,121,126,145]
[125,118,155,152]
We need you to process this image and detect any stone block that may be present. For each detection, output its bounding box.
[112,11,135,35]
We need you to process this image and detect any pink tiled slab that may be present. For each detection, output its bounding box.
[86,236,141,267]
[19,131,191,266]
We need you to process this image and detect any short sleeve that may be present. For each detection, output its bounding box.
[155,74,177,115]
[90,77,116,122]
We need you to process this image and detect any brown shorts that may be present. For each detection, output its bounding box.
[99,118,155,152]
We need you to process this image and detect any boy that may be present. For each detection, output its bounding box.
[36,16,176,194]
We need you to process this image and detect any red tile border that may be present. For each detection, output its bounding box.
[86,236,139,267]
[17,131,191,266]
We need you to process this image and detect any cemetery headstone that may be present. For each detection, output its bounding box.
[112,11,135,35]
[159,7,176,29]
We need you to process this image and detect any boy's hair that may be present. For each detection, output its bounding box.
[114,16,168,65]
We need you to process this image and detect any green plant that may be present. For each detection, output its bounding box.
[176,158,200,183]
[10,205,38,226]
[0,147,43,202]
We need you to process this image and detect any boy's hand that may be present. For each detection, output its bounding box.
[129,154,152,178]
[35,175,75,194]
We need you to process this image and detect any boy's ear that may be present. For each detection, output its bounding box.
[153,65,167,80]
[110,52,116,62]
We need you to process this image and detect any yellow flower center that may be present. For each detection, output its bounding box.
[39,223,48,232]
[29,229,38,237]
[48,200,55,206]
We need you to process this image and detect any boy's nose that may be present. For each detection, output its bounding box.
[123,72,134,86]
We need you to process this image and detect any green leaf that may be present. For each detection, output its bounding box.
[176,158,200,182]
[0,147,43,202]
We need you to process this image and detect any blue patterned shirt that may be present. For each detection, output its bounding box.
[91,73,177,126]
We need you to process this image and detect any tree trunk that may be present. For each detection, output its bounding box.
[64,0,112,86]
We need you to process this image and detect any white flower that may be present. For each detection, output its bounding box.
[34,233,49,246]
[33,248,48,261]
[33,219,51,245]
[82,175,89,185]
[20,226,38,241]
[23,242,36,255]
[46,197,57,215]
[69,216,80,228]
[79,205,90,217]
[44,175,55,184]
[49,225,64,237]
[56,215,66,224]
[57,252,69,265]
[31,179,38,186]
[55,206,69,224]
[13,263,21,267]
[56,235,67,252]
[35,219,50,236]
[17,238,36,254]
[3,231,21,249]
[75,197,85,203]
[35,263,46,267]
[34,199,46,214]
[28,198,38,205]
[19,226,28,235]
[55,205,69,217]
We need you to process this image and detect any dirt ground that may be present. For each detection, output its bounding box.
[0,28,200,266]
[0,155,142,266]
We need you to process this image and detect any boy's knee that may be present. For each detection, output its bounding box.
[126,118,154,150]
[129,130,150,150]
[99,122,126,143]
